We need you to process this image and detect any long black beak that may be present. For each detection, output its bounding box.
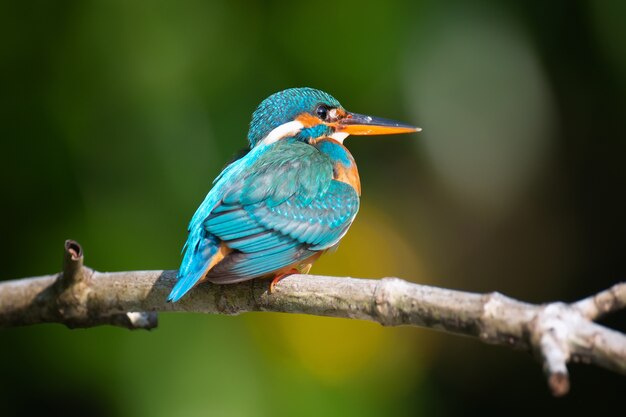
[336,112,421,136]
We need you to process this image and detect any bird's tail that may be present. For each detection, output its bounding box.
[168,231,223,302]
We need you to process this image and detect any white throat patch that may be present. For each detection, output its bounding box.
[330,131,349,143]
[259,120,304,146]
[259,120,350,146]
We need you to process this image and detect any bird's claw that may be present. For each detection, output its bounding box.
[269,269,299,294]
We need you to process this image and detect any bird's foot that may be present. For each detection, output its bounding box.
[269,268,299,294]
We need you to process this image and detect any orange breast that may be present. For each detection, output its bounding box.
[334,160,361,196]
[313,138,361,196]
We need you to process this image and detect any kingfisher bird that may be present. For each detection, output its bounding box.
[167,87,419,302]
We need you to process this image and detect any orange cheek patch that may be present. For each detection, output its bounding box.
[331,108,348,119]
[296,112,322,128]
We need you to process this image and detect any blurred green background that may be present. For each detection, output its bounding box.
[1,0,625,416]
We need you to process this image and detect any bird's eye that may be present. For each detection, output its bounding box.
[316,105,329,121]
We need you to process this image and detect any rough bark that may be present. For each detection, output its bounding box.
[0,240,624,397]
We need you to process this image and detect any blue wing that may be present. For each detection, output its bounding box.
[167,144,270,302]
[205,179,359,282]
[168,140,360,301]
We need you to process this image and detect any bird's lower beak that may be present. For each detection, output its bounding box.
[336,112,421,136]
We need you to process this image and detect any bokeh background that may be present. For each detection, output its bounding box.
[1,0,625,416]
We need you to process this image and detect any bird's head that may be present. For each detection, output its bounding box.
[247,87,419,148]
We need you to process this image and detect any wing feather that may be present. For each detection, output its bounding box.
[170,140,360,297]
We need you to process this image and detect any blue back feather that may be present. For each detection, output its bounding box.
[167,144,273,302]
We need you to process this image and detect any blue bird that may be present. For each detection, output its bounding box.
[168,87,419,302]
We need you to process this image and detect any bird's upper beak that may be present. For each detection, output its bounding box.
[335,112,421,136]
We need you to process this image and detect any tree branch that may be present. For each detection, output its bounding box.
[0,240,624,396]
